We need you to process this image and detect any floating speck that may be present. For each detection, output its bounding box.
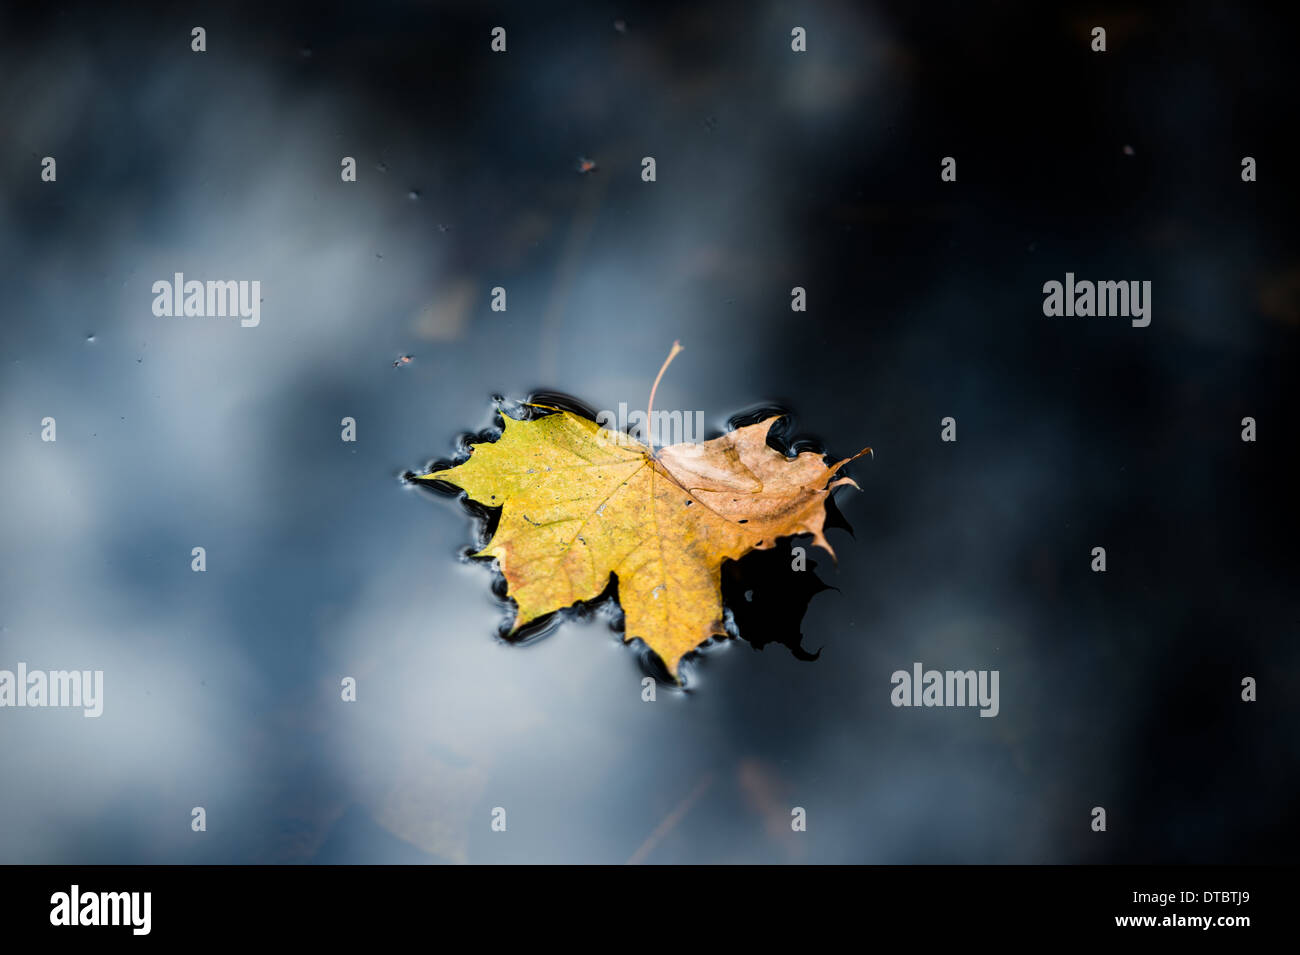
[393,354,413,367]
[85,334,95,343]
[376,161,388,173]
[1122,144,1135,156]
[408,189,421,200]
[614,19,627,33]
[576,156,597,174]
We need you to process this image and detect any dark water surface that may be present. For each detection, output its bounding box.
[1,0,1297,863]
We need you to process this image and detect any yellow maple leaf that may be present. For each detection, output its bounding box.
[414,346,869,677]
[417,411,870,676]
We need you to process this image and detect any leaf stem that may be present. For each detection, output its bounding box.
[646,340,683,456]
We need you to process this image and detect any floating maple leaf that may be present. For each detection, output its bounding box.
[413,344,869,678]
